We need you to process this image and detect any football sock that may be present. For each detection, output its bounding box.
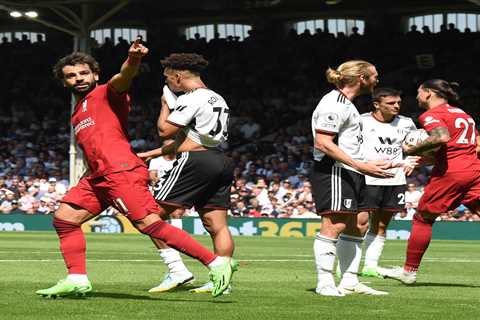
[66,274,89,284]
[53,218,87,275]
[313,234,337,287]
[363,232,386,269]
[404,214,434,272]
[208,256,228,268]
[141,220,216,266]
[159,248,190,274]
[337,234,363,288]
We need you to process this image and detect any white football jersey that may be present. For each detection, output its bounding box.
[311,90,364,172]
[168,88,229,147]
[361,113,416,185]
[148,156,175,179]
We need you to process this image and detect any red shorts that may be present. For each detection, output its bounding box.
[61,166,162,221]
[417,170,480,214]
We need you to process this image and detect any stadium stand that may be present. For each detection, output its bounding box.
[0,0,479,221]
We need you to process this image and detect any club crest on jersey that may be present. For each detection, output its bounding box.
[82,100,88,112]
[343,199,352,209]
[423,116,439,126]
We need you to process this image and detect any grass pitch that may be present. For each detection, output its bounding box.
[0,232,479,320]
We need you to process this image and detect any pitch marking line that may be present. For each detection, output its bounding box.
[0,258,480,263]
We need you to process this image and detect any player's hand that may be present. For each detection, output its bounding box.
[128,37,148,58]
[356,160,395,178]
[402,142,416,155]
[136,152,153,162]
[404,165,415,176]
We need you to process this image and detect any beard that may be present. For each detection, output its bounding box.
[70,80,97,96]
[359,81,376,94]
[417,99,428,109]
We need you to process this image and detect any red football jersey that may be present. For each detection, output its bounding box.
[419,103,480,175]
[71,83,146,178]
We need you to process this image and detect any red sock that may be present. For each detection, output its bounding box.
[53,218,86,274]
[141,220,216,266]
[404,214,435,272]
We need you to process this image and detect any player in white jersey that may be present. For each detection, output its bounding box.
[137,53,237,294]
[148,139,176,185]
[311,60,395,296]
[356,88,418,278]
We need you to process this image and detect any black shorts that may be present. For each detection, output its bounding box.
[362,184,407,212]
[310,161,366,215]
[152,149,233,210]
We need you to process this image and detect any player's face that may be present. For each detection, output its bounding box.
[359,66,379,94]
[416,86,430,109]
[61,63,98,96]
[163,68,182,92]
[374,95,402,118]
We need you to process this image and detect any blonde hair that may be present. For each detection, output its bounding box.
[325,60,374,88]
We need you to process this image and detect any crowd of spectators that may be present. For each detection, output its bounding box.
[0,23,479,221]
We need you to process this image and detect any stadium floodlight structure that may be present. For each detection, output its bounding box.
[0,0,130,186]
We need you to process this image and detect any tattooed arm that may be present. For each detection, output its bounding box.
[404,126,450,156]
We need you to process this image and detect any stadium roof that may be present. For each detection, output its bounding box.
[0,0,479,32]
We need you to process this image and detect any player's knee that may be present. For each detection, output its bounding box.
[169,208,186,219]
[134,213,163,232]
[54,203,85,225]
[414,212,436,225]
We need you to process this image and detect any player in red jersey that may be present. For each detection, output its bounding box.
[381,79,480,284]
[36,40,233,298]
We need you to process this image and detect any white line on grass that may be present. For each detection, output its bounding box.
[1,258,480,263]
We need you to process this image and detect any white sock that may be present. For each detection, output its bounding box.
[208,256,228,268]
[363,232,386,269]
[67,274,89,284]
[159,248,190,274]
[337,234,363,288]
[313,234,337,288]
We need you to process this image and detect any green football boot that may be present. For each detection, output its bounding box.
[208,257,238,297]
[36,279,92,298]
[360,267,385,279]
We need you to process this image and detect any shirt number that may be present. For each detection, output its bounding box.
[455,118,476,144]
[209,106,230,139]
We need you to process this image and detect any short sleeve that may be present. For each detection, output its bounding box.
[148,158,159,171]
[167,95,200,127]
[419,112,447,132]
[313,107,346,134]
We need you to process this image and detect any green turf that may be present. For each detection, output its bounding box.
[0,232,479,320]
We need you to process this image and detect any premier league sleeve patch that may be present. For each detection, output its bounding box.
[316,112,342,132]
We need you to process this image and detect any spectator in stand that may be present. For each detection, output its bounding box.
[248,198,262,217]
[404,183,423,213]
[0,189,16,213]
[18,186,38,213]
[239,118,261,141]
[290,203,318,219]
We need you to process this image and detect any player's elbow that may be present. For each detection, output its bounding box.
[157,126,174,139]
[315,142,330,153]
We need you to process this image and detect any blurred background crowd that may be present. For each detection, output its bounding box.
[1,22,479,221]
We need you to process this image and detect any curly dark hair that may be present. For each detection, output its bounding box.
[160,53,209,75]
[53,52,100,80]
